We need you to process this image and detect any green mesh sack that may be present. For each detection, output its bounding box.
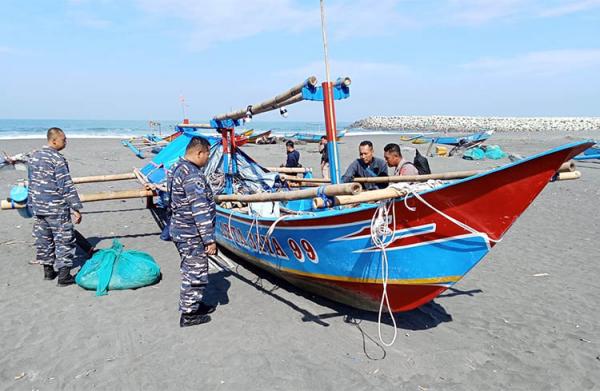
[75,239,161,296]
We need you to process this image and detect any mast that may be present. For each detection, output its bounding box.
[320,0,341,184]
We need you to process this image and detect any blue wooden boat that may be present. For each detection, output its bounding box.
[573,145,600,161]
[412,130,493,146]
[292,129,347,143]
[138,76,594,313]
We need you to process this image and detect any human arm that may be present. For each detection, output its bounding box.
[55,157,83,212]
[341,160,358,183]
[183,177,215,245]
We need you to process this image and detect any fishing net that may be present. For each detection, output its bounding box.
[75,239,161,296]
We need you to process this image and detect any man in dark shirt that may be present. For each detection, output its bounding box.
[341,140,388,190]
[283,140,301,168]
[319,136,330,179]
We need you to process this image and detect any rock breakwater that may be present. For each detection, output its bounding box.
[350,116,600,133]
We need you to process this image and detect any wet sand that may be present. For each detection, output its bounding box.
[0,132,599,390]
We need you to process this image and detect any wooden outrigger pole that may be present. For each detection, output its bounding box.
[213,77,318,122]
[320,0,341,184]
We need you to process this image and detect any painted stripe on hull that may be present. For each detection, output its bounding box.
[220,240,449,312]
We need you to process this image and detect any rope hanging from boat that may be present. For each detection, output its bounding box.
[402,187,502,244]
[370,200,399,347]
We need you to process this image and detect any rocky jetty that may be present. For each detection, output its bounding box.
[350,116,600,133]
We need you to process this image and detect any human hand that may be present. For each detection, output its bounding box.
[73,210,82,224]
[205,242,217,255]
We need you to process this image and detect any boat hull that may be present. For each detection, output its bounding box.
[214,141,593,312]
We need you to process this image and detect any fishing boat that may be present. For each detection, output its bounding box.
[573,145,600,161]
[248,130,272,144]
[412,130,493,146]
[133,71,594,314]
[292,129,347,143]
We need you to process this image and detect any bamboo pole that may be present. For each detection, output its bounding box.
[281,175,330,183]
[312,169,582,209]
[79,189,156,202]
[558,160,575,173]
[73,172,137,184]
[1,189,157,210]
[556,171,581,181]
[354,170,485,184]
[265,167,312,174]
[215,183,361,203]
[213,76,318,121]
[176,123,213,129]
[313,187,407,208]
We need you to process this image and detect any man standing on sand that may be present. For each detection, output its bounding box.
[167,136,217,328]
[341,140,388,190]
[319,136,330,179]
[383,143,419,176]
[28,127,82,286]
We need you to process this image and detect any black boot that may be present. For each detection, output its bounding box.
[57,267,76,287]
[180,312,211,328]
[43,265,57,280]
[196,302,216,315]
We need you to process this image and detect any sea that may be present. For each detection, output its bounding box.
[0,119,399,140]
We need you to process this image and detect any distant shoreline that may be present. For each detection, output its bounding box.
[350,116,600,133]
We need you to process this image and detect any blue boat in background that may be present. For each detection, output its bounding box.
[412,130,493,146]
[573,145,600,161]
[292,129,347,143]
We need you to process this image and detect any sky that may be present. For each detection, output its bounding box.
[0,0,599,121]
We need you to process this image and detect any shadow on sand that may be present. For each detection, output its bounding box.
[212,247,471,332]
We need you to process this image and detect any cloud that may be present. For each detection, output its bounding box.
[461,49,600,76]
[445,0,527,25]
[135,0,316,50]
[538,0,600,17]
[133,0,424,50]
[72,12,113,29]
[276,59,410,81]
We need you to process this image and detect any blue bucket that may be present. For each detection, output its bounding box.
[9,185,32,218]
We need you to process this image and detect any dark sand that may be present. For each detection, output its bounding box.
[0,132,599,390]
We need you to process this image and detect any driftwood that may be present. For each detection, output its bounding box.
[213,76,318,121]
[215,183,361,203]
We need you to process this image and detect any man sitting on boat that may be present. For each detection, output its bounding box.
[341,140,388,190]
[383,143,419,176]
[282,140,301,168]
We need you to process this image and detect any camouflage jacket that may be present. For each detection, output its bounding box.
[28,146,82,216]
[167,158,216,244]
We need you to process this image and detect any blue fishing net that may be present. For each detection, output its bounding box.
[75,239,161,296]
[463,147,485,160]
[484,145,507,160]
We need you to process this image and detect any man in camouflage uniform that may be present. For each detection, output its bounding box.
[28,128,83,286]
[167,136,217,327]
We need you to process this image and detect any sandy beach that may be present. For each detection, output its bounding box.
[1,131,599,390]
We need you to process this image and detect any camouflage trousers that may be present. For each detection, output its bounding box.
[32,213,75,271]
[174,238,208,314]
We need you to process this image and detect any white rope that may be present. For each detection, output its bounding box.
[258,214,290,253]
[404,189,501,244]
[370,200,398,347]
